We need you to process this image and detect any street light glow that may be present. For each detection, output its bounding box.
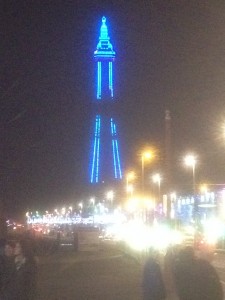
[141,150,154,193]
[152,173,161,184]
[127,184,134,194]
[143,152,152,160]
[152,173,162,204]
[184,154,197,192]
[106,191,114,201]
[184,154,196,168]
[126,171,136,182]
[90,197,95,205]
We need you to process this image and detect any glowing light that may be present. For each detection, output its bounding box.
[120,221,183,252]
[200,184,208,194]
[90,16,123,183]
[94,17,115,60]
[126,171,135,182]
[144,152,152,159]
[125,198,139,213]
[184,153,197,194]
[111,118,122,179]
[97,62,102,99]
[90,198,95,205]
[91,115,101,183]
[127,184,134,194]
[202,218,225,244]
[141,150,154,191]
[109,61,113,97]
[152,173,161,184]
[106,190,114,202]
[95,17,115,99]
[184,154,196,167]
[144,199,155,210]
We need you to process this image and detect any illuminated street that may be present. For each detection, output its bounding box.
[35,240,225,300]
[37,242,142,300]
[3,4,225,299]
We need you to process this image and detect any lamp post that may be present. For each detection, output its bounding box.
[126,171,135,188]
[106,190,114,210]
[152,173,162,204]
[141,151,153,193]
[184,154,199,244]
[127,184,134,197]
[184,154,196,194]
[126,171,135,196]
[90,197,95,205]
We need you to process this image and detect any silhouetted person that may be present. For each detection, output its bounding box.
[0,240,15,296]
[142,249,166,300]
[163,245,180,299]
[174,246,223,300]
[1,239,37,300]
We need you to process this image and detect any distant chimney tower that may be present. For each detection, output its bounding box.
[165,109,172,219]
[165,110,172,192]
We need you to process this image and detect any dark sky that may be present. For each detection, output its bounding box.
[2,1,225,216]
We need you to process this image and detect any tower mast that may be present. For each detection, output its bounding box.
[165,109,172,218]
[90,17,123,184]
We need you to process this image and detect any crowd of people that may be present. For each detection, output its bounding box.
[142,245,224,300]
[0,233,223,300]
[0,238,37,300]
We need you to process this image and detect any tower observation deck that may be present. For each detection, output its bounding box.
[89,16,123,184]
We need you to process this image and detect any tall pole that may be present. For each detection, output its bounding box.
[141,152,152,194]
[152,174,161,204]
[184,154,198,243]
[192,161,198,227]
[165,110,172,219]
[192,163,196,195]
[165,110,172,192]
[141,155,144,193]
[184,154,196,195]
[158,179,161,203]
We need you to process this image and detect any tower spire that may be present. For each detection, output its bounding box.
[100,16,108,39]
[89,17,123,184]
[94,17,115,59]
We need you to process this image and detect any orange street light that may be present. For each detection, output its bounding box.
[152,173,162,203]
[141,151,153,192]
[184,154,197,194]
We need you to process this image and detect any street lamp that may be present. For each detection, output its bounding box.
[184,154,199,241]
[126,171,135,187]
[127,184,134,196]
[152,173,162,203]
[200,184,209,202]
[184,154,196,194]
[106,190,114,209]
[126,171,135,195]
[90,197,95,205]
[78,202,83,212]
[141,151,153,193]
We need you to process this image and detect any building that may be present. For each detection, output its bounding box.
[89,17,123,185]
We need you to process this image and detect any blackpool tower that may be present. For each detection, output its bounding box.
[89,16,123,184]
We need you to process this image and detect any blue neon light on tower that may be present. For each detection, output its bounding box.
[90,16,123,183]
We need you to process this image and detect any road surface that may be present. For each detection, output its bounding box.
[37,242,142,300]
[36,241,225,300]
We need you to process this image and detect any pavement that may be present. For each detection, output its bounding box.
[36,240,225,300]
[37,242,143,300]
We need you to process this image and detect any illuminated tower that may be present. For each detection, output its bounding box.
[90,16,122,184]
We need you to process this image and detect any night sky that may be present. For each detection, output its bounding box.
[2,1,225,216]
